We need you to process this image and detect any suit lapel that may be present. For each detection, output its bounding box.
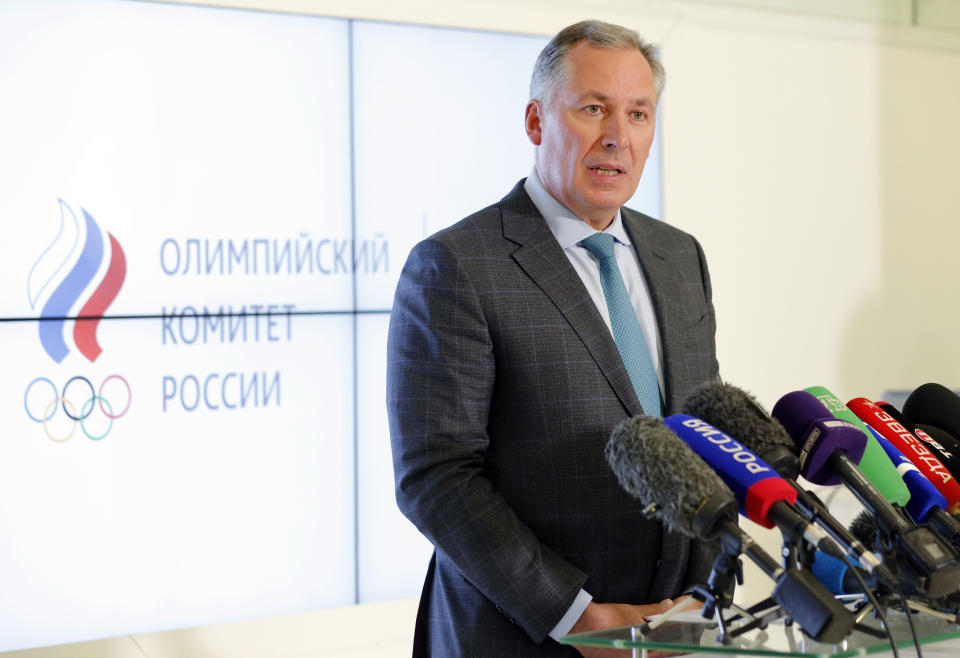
[500,183,643,417]
[622,212,686,415]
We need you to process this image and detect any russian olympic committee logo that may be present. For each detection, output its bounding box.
[24,375,132,442]
[24,200,130,441]
[27,199,126,363]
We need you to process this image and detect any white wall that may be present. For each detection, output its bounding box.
[6,0,960,655]
[662,6,960,408]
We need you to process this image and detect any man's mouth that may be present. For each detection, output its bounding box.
[590,166,623,176]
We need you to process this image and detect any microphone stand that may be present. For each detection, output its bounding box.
[776,515,814,629]
[668,540,786,644]
[639,542,759,643]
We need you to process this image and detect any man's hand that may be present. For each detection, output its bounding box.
[570,600,673,635]
[568,597,700,658]
[568,600,672,658]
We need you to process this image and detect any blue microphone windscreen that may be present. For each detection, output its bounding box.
[811,551,850,595]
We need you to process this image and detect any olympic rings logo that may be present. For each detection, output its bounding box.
[24,375,132,442]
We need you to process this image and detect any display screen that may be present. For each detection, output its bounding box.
[0,0,662,650]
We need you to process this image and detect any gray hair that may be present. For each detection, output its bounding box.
[530,20,665,107]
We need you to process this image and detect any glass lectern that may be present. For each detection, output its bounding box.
[560,610,960,657]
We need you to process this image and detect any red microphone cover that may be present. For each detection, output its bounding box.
[848,397,960,514]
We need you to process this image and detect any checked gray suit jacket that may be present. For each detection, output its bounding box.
[387,180,720,657]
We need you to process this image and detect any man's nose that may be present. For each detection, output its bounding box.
[602,115,629,150]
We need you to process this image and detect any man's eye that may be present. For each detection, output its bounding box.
[585,105,602,114]
[632,110,647,120]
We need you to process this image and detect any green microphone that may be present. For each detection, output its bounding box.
[803,386,910,505]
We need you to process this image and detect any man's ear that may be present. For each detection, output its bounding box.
[525,100,543,146]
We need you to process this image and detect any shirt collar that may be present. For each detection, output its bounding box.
[524,166,631,249]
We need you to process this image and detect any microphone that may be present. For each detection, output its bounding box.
[605,416,855,643]
[849,507,960,611]
[681,381,804,479]
[878,400,960,479]
[773,390,960,599]
[904,383,960,442]
[662,414,844,558]
[848,397,960,514]
[680,381,894,582]
[606,415,739,542]
[916,423,960,470]
[868,427,960,543]
[803,386,910,505]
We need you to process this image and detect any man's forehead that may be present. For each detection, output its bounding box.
[573,89,655,106]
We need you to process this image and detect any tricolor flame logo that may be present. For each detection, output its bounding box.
[27,199,126,363]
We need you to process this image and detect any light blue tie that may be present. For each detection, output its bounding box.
[580,233,663,417]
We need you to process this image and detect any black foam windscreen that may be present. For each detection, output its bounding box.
[681,380,799,478]
[904,383,960,441]
[849,510,878,546]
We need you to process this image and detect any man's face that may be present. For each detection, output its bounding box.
[526,40,657,229]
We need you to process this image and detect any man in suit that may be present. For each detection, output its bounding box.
[387,20,720,657]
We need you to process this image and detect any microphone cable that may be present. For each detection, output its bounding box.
[899,583,923,658]
[840,552,898,658]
